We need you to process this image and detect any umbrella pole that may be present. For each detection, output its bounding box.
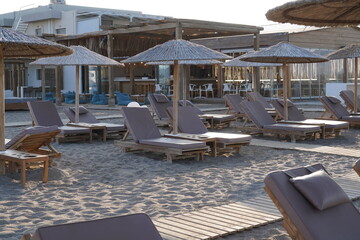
[355,57,358,112]
[282,63,288,121]
[0,47,4,151]
[173,60,179,134]
[75,65,80,123]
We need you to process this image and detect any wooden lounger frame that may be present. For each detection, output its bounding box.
[8,131,61,158]
[264,186,305,240]
[114,140,208,163]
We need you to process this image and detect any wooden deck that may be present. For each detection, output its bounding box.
[154,170,360,240]
[250,139,360,157]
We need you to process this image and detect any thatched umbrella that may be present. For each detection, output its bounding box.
[122,39,232,134]
[240,42,328,120]
[266,0,360,27]
[0,27,72,150]
[30,46,122,123]
[147,59,223,105]
[327,44,360,111]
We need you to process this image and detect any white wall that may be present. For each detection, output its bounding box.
[77,17,100,34]
[63,66,83,93]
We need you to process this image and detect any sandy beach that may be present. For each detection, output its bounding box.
[1,104,359,240]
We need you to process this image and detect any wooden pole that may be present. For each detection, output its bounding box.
[253,33,261,93]
[129,63,135,94]
[0,47,5,150]
[55,66,62,106]
[354,57,358,112]
[173,60,179,134]
[41,65,46,100]
[107,34,115,106]
[283,63,288,121]
[217,64,223,97]
[17,64,21,97]
[75,65,80,123]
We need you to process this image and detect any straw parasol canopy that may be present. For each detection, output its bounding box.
[0,27,72,151]
[122,39,232,134]
[31,46,122,123]
[327,44,360,112]
[0,27,72,57]
[266,0,360,27]
[146,59,223,65]
[240,42,328,120]
[122,39,232,63]
[223,55,282,67]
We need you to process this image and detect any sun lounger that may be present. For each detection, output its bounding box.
[246,92,277,116]
[23,213,163,240]
[340,90,360,112]
[147,92,173,121]
[63,106,126,139]
[265,164,360,240]
[114,107,208,163]
[319,96,360,126]
[5,125,61,158]
[27,101,91,143]
[179,99,237,129]
[240,100,321,142]
[166,106,251,156]
[223,94,247,119]
[272,98,349,138]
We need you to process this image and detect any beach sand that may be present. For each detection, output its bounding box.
[1,106,359,240]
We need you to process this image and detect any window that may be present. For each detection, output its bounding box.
[35,28,42,36]
[55,28,66,34]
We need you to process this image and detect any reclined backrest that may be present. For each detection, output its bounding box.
[121,107,162,142]
[167,106,208,134]
[271,99,306,121]
[340,90,360,112]
[30,213,163,240]
[5,126,60,151]
[27,101,64,127]
[265,164,360,240]
[63,106,99,123]
[147,93,173,120]
[246,92,273,109]
[240,100,275,128]
[178,100,203,115]
[320,96,350,119]
[223,94,245,114]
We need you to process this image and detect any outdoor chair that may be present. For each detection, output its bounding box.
[319,96,360,127]
[189,84,198,98]
[63,106,126,139]
[5,125,61,158]
[179,100,237,129]
[91,93,108,105]
[223,94,247,119]
[240,100,321,142]
[200,83,214,98]
[340,90,360,112]
[223,83,235,95]
[147,92,173,121]
[114,107,208,163]
[166,106,251,156]
[27,101,91,143]
[23,213,163,240]
[265,164,360,240]
[246,91,277,117]
[271,98,349,138]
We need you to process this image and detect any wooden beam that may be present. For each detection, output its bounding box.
[55,66,62,106]
[107,34,115,106]
[0,47,4,150]
[41,65,46,100]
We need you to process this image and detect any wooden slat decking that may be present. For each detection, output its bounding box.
[250,139,360,157]
[154,172,360,240]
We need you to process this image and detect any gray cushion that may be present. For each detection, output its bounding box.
[153,93,169,103]
[59,126,90,134]
[278,98,295,107]
[139,137,206,150]
[290,170,350,211]
[327,96,341,104]
[70,106,89,114]
[264,123,320,132]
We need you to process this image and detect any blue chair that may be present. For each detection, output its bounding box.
[64,91,75,104]
[91,92,108,105]
[45,92,55,102]
[116,92,134,106]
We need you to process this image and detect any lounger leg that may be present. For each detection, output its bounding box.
[122,130,130,141]
[42,158,49,183]
[290,135,296,143]
[166,154,173,163]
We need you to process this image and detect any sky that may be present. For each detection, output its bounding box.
[0,0,306,31]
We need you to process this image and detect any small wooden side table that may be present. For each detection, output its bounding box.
[67,122,107,143]
[0,150,49,186]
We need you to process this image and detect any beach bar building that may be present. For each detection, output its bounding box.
[0,0,263,102]
[192,27,360,99]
